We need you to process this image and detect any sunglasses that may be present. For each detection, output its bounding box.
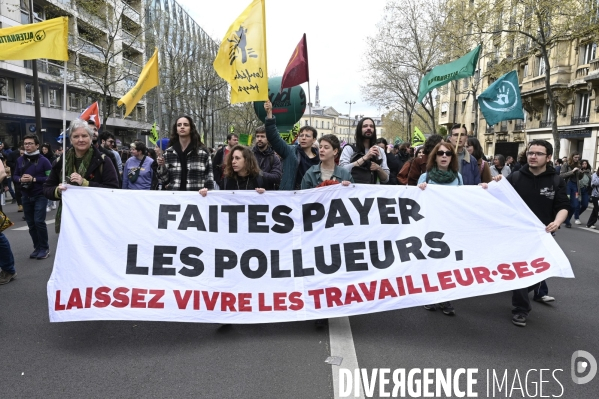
[436,150,453,156]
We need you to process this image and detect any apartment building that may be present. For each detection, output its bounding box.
[0,0,155,149]
[437,4,599,167]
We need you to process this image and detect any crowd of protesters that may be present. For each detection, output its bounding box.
[1,102,598,328]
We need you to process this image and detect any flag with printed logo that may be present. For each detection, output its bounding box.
[213,0,268,104]
[478,71,524,126]
[0,17,68,61]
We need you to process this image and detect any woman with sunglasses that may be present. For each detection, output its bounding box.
[417,142,491,316]
[417,142,462,188]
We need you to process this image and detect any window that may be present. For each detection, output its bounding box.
[20,1,44,24]
[523,63,529,77]
[579,93,591,117]
[304,119,308,126]
[49,88,61,108]
[537,57,546,76]
[0,77,15,100]
[25,83,44,105]
[544,105,552,122]
[461,100,466,114]
[68,92,80,111]
[327,121,330,129]
[581,43,597,64]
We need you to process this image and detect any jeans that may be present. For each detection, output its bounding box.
[22,194,48,251]
[565,182,589,224]
[588,196,599,227]
[0,232,16,274]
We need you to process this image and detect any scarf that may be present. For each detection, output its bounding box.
[55,147,95,234]
[428,166,458,184]
[25,150,40,156]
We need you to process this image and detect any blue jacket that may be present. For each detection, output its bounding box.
[13,154,52,198]
[265,116,317,190]
[460,152,482,186]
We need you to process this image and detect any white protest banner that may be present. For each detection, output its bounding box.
[48,180,573,323]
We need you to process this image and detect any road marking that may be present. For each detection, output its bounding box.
[329,317,364,399]
[579,226,599,234]
[12,219,55,231]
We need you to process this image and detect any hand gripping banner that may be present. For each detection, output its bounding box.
[48,181,573,323]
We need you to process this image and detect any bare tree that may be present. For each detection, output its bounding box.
[362,0,446,137]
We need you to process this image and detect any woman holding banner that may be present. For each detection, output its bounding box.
[199,145,265,196]
[43,119,119,233]
[156,116,214,191]
[301,134,353,189]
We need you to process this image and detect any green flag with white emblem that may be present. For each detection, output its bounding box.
[478,71,524,126]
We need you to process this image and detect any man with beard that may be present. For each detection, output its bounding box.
[252,125,282,190]
[213,133,239,188]
[339,117,389,184]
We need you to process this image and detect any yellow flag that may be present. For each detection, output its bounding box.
[118,49,159,118]
[0,17,68,61]
[213,0,268,104]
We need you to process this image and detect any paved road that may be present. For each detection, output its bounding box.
[1,200,597,398]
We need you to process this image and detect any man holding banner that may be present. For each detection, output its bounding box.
[494,140,569,327]
[447,124,480,186]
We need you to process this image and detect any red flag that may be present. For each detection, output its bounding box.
[80,101,102,130]
[280,34,309,89]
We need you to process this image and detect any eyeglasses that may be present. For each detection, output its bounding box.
[436,150,453,156]
[526,152,547,157]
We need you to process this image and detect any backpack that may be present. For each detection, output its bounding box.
[397,159,413,185]
[348,144,381,184]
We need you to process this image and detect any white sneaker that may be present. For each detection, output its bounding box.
[46,206,51,213]
[574,219,581,225]
[534,295,555,303]
[590,225,596,229]
[51,202,57,210]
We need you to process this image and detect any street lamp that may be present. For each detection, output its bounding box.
[345,100,355,143]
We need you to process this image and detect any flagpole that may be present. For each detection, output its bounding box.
[62,61,67,184]
[307,81,312,127]
[155,47,162,146]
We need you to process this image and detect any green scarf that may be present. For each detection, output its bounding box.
[427,166,458,184]
[55,147,94,234]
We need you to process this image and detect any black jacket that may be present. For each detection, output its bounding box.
[507,165,569,226]
[43,147,120,200]
[212,147,226,187]
[252,145,282,189]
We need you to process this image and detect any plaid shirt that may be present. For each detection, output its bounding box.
[157,146,214,190]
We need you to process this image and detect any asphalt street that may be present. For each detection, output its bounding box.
[1,199,598,398]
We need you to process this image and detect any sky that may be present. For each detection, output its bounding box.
[176,0,389,118]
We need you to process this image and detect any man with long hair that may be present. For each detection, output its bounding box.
[339,117,389,184]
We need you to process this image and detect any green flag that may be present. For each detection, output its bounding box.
[238,133,253,146]
[478,71,524,126]
[412,126,425,146]
[417,45,481,103]
[149,123,159,145]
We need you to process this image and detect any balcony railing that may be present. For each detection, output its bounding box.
[540,120,552,128]
[123,59,142,75]
[514,122,525,131]
[571,115,589,125]
[122,2,141,24]
[592,59,599,72]
[576,66,590,78]
[122,30,143,50]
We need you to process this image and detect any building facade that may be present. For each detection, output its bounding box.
[438,4,599,168]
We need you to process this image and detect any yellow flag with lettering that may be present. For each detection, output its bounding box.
[213,0,268,104]
[0,17,68,61]
[118,49,159,118]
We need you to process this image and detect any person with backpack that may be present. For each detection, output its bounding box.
[43,119,119,234]
[263,101,319,190]
[199,145,266,195]
[339,117,389,184]
[494,140,569,327]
